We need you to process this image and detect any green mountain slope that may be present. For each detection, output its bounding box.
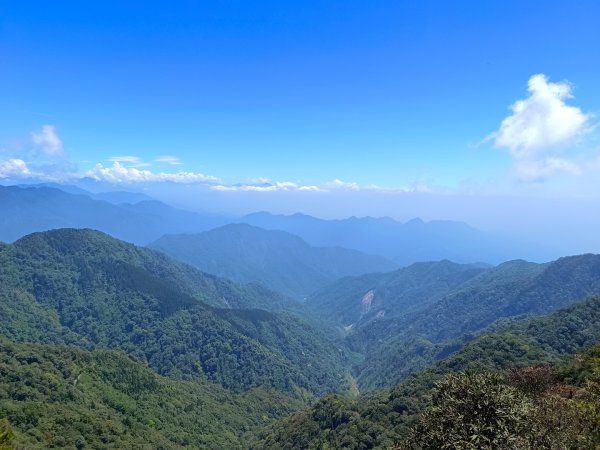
[149,224,398,299]
[356,255,600,389]
[0,339,303,449]
[306,255,600,390]
[306,260,487,327]
[252,295,600,450]
[0,229,350,396]
[432,293,600,374]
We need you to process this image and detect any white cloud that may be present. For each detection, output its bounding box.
[109,155,141,163]
[211,181,321,192]
[486,74,592,181]
[31,125,63,156]
[86,162,218,184]
[0,159,31,178]
[325,179,360,191]
[209,178,435,193]
[9,126,443,192]
[298,185,321,192]
[155,155,183,165]
[108,156,150,167]
[322,179,433,193]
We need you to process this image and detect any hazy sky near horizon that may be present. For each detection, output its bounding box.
[1,1,600,221]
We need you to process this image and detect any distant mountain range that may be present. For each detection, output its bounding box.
[18,182,156,204]
[240,211,534,265]
[150,223,398,298]
[0,184,228,244]
[1,183,548,265]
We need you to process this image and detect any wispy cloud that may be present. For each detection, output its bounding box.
[86,162,218,184]
[4,126,437,192]
[155,155,183,165]
[31,125,63,156]
[0,126,75,181]
[211,181,321,192]
[485,74,593,181]
[108,156,150,167]
[209,178,433,193]
[325,179,360,191]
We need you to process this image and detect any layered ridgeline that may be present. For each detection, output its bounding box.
[3,272,600,448]
[0,229,351,396]
[240,211,543,264]
[306,260,489,326]
[0,340,303,449]
[17,182,156,204]
[252,294,600,449]
[307,255,600,390]
[150,224,397,299]
[0,185,227,244]
[0,184,549,266]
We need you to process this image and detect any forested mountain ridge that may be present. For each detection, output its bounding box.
[0,339,304,449]
[150,223,398,299]
[381,253,600,343]
[1,222,599,448]
[306,254,600,390]
[0,228,351,396]
[252,295,600,449]
[306,260,489,326]
[3,272,600,449]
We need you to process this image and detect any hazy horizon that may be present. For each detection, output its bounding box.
[2,1,599,256]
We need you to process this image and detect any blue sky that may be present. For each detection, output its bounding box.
[1,1,599,206]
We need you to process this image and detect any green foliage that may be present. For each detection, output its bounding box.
[403,372,535,450]
[0,339,304,449]
[0,419,15,450]
[432,294,600,375]
[253,298,600,450]
[339,256,600,390]
[0,229,351,396]
[253,393,400,450]
[399,367,596,450]
[3,227,600,448]
[307,260,486,329]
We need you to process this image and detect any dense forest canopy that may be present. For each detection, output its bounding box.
[1,227,600,449]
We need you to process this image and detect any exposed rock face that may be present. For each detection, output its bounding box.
[361,290,375,316]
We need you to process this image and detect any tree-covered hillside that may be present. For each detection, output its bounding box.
[0,229,350,396]
[0,339,303,449]
[150,224,397,299]
[307,255,600,390]
[252,295,600,449]
[306,260,488,326]
[2,227,600,449]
